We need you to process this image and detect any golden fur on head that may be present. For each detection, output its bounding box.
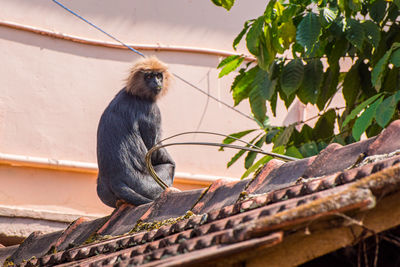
[126,56,171,100]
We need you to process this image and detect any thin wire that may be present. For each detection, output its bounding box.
[146,141,298,190]
[153,131,298,190]
[195,70,211,132]
[52,0,146,58]
[173,73,256,122]
[51,0,256,123]
[158,142,297,162]
[157,131,262,150]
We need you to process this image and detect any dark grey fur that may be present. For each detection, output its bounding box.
[96,89,175,208]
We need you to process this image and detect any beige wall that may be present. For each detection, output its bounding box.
[0,0,295,216]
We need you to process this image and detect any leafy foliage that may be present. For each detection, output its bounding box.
[280,58,304,97]
[211,0,235,11]
[296,13,321,54]
[212,0,400,178]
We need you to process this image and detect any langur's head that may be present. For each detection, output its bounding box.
[126,56,171,101]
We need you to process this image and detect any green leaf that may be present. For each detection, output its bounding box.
[273,1,284,17]
[226,133,261,168]
[264,1,284,24]
[296,12,322,54]
[252,68,276,100]
[342,63,361,107]
[211,0,235,11]
[317,66,339,111]
[285,146,303,159]
[212,0,222,6]
[264,0,277,23]
[338,0,345,12]
[274,124,295,147]
[233,21,251,50]
[358,62,375,96]
[271,24,285,54]
[345,19,365,48]
[269,91,277,117]
[241,155,271,179]
[383,67,399,92]
[244,135,266,169]
[299,141,319,157]
[280,58,304,97]
[366,123,383,138]
[257,28,275,70]
[279,88,296,109]
[352,96,383,141]
[370,0,387,23]
[332,136,346,146]
[232,66,259,105]
[272,145,285,155]
[320,6,338,27]
[317,141,328,151]
[342,93,383,127]
[395,0,400,9]
[269,59,282,80]
[298,58,323,104]
[388,3,400,21]
[218,56,244,78]
[230,68,245,92]
[265,128,280,144]
[329,19,345,38]
[362,21,380,48]
[349,0,362,11]
[279,21,296,48]
[222,129,257,145]
[246,16,265,56]
[227,149,246,168]
[328,38,349,66]
[312,109,336,141]
[281,4,299,22]
[249,83,267,123]
[391,43,400,50]
[390,48,400,67]
[254,116,270,130]
[375,91,400,127]
[292,124,313,145]
[371,50,392,91]
[218,55,240,69]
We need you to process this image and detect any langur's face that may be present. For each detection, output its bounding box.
[143,71,164,95]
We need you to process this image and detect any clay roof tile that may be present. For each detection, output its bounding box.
[3,119,400,266]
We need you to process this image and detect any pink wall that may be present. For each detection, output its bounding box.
[0,0,296,216]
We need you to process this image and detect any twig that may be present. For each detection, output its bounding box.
[379,234,400,248]
[363,240,369,267]
[295,106,346,126]
[374,235,379,267]
[334,212,364,228]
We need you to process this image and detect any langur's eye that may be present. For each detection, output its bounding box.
[156,73,163,79]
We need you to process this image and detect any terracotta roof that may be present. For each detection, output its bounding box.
[2,120,400,266]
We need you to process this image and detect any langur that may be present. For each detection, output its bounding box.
[96,56,175,208]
